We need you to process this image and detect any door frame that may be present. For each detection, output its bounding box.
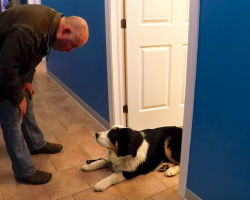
[105,0,200,198]
[27,0,41,4]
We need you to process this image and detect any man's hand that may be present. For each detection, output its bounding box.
[19,97,27,118]
[22,83,35,100]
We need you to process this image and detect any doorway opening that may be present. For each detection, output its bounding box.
[105,0,200,198]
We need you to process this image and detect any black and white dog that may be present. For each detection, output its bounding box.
[81,125,182,192]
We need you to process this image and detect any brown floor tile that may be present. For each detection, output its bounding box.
[80,140,108,159]
[63,104,86,116]
[48,145,90,171]
[43,167,90,200]
[77,165,112,187]
[33,91,56,102]
[35,71,47,77]
[0,191,3,200]
[1,184,49,200]
[32,155,56,174]
[32,79,44,87]
[38,119,67,135]
[40,77,57,85]
[34,81,59,93]
[34,110,45,124]
[73,187,127,200]
[115,173,167,200]
[82,122,106,139]
[46,96,77,109]
[152,171,179,188]
[83,116,103,126]
[36,65,46,71]
[43,133,61,146]
[34,72,48,80]
[33,100,50,111]
[34,87,40,94]
[54,127,93,148]
[0,164,17,190]
[58,196,74,200]
[151,185,182,200]
[0,147,11,167]
[39,107,72,122]
[48,88,69,99]
[59,113,93,130]
[37,61,46,68]
[145,198,153,200]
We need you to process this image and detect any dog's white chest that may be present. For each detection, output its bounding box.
[108,140,149,172]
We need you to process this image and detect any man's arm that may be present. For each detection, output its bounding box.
[21,68,36,84]
[0,24,38,106]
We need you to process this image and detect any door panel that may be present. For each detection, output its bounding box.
[126,0,189,130]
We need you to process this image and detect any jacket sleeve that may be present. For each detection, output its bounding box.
[0,24,38,106]
[21,68,36,84]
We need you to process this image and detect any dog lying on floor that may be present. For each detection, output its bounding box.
[81,125,182,192]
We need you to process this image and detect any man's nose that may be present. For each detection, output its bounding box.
[67,48,73,53]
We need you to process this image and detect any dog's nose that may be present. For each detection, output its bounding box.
[95,133,99,138]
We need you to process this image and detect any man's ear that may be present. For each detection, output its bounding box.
[63,28,71,35]
[127,129,143,157]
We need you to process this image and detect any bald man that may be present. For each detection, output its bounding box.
[0,4,89,185]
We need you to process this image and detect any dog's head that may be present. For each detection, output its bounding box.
[95,125,143,157]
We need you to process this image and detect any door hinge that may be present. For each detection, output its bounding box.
[123,104,128,113]
[121,19,126,28]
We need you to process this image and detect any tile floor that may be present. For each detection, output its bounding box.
[0,61,182,200]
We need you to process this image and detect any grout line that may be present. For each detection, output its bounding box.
[41,184,50,200]
[46,153,58,174]
[148,189,169,199]
[0,182,18,191]
[57,118,68,130]
[149,184,180,200]
[150,171,170,189]
[168,183,179,189]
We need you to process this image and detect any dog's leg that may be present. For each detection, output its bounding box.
[158,162,176,172]
[81,157,109,171]
[165,165,180,177]
[94,172,126,192]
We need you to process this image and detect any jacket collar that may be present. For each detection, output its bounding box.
[46,12,64,60]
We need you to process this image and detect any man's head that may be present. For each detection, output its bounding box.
[52,16,89,52]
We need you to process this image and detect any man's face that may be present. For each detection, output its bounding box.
[52,28,88,53]
[52,36,76,53]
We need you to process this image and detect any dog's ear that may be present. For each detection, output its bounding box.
[127,129,143,157]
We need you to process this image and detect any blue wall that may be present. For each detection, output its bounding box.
[187,1,250,199]
[41,0,109,122]
[20,0,27,4]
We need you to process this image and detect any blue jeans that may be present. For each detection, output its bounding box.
[0,90,47,178]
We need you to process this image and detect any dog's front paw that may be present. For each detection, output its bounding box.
[93,180,110,192]
[81,164,91,171]
[165,168,175,177]
[165,166,180,177]
[158,163,175,172]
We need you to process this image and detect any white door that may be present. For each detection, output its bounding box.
[125,0,189,130]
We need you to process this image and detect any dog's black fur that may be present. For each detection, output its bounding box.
[109,126,182,179]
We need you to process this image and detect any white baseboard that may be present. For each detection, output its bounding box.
[47,70,110,130]
[185,189,202,200]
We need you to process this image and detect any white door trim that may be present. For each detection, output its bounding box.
[105,0,200,198]
[27,0,41,4]
[105,0,126,127]
[178,0,200,198]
